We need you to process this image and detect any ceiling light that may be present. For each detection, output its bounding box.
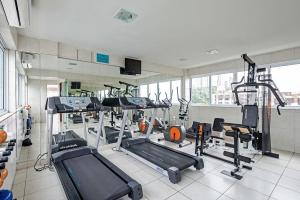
[114,8,138,23]
[69,62,77,66]
[206,49,219,55]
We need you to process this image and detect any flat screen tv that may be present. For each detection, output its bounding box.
[71,82,81,89]
[121,58,141,75]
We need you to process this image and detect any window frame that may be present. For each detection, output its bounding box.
[270,63,300,108]
[191,75,211,105]
[190,71,244,107]
[0,44,7,116]
[210,72,234,106]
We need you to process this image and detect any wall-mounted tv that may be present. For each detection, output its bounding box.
[120,58,141,75]
[71,82,81,89]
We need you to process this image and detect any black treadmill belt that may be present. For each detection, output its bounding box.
[126,142,195,170]
[63,154,130,200]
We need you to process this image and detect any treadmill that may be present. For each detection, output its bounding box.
[102,97,204,184]
[46,96,143,200]
[88,125,132,144]
[52,130,87,153]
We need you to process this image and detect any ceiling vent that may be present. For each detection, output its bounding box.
[1,0,31,28]
[114,8,137,23]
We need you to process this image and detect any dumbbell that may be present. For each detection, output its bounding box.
[0,128,7,144]
[0,139,16,151]
[0,160,8,188]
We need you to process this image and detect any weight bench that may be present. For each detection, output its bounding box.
[221,123,253,180]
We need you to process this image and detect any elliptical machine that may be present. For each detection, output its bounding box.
[159,87,192,148]
[138,91,165,134]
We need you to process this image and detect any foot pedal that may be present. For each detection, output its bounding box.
[263,152,279,159]
[239,155,252,163]
[242,165,252,170]
[225,143,235,148]
[221,170,243,180]
[223,151,234,159]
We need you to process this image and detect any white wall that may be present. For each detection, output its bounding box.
[27,79,60,123]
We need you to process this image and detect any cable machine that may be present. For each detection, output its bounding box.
[231,54,286,158]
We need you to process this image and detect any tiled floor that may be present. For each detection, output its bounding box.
[12,122,300,200]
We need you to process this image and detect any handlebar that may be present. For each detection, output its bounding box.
[119,81,138,88]
[277,105,281,115]
[232,82,286,116]
[177,87,191,104]
[104,84,121,90]
[231,76,244,91]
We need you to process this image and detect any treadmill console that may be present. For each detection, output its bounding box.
[46,96,106,114]
[102,97,155,109]
[119,97,155,109]
[60,97,91,110]
[126,97,147,107]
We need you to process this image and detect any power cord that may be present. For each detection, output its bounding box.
[34,153,52,171]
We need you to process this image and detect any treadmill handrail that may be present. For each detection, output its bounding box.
[46,96,110,114]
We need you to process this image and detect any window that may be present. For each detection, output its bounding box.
[0,46,4,111]
[237,71,247,83]
[18,74,25,106]
[47,85,59,97]
[211,73,234,105]
[185,79,190,101]
[100,90,105,100]
[158,81,170,102]
[171,80,181,104]
[272,64,300,106]
[104,90,108,98]
[148,83,157,101]
[191,77,210,104]
[139,85,148,97]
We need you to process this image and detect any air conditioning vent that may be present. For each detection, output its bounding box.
[1,0,31,28]
[114,8,137,23]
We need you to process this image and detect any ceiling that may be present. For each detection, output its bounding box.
[18,0,300,68]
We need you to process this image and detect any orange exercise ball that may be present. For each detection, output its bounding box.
[1,169,8,180]
[0,127,7,144]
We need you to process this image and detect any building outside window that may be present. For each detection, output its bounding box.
[191,76,210,104]
[271,64,300,106]
[159,81,170,102]
[211,73,234,105]
[148,83,157,101]
[139,85,148,97]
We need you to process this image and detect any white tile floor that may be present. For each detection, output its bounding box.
[12,122,300,200]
